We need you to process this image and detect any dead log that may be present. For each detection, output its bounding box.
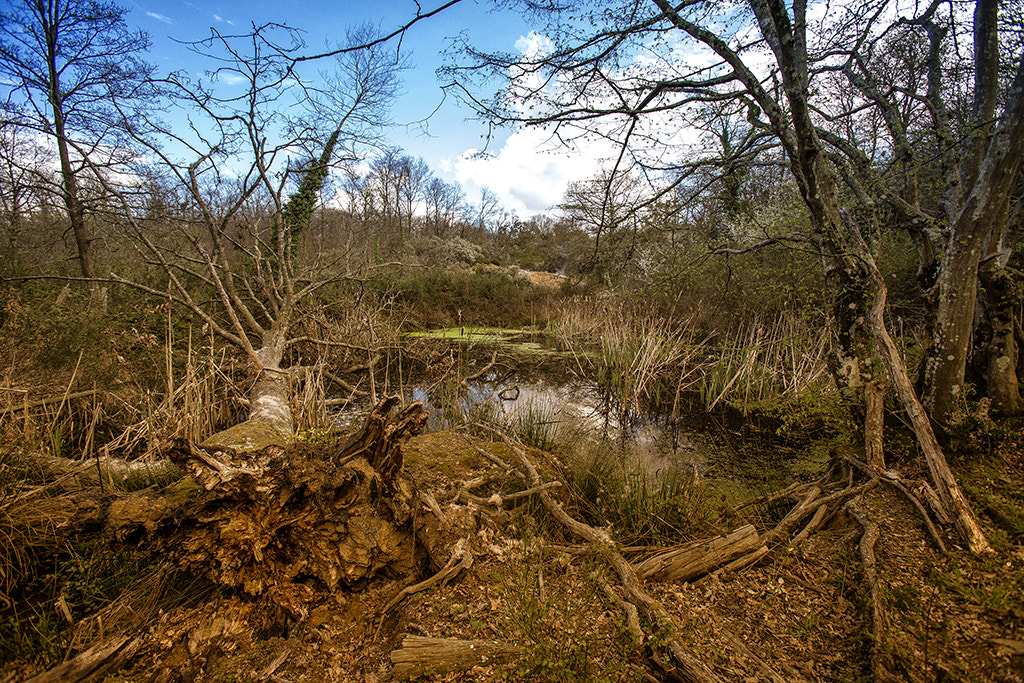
[390,635,516,680]
[29,453,184,491]
[633,525,762,583]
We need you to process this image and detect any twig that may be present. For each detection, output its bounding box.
[462,434,525,479]
[376,536,473,637]
[258,648,291,682]
[721,629,786,683]
[2,389,101,414]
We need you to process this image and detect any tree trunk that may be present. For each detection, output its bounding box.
[920,226,986,425]
[978,263,1022,415]
[46,30,98,300]
[922,56,1024,425]
[845,213,991,554]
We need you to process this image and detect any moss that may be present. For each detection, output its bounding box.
[202,421,291,452]
[163,476,203,504]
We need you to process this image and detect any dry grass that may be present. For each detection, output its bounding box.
[552,299,834,414]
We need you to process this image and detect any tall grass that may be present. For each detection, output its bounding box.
[552,299,833,415]
[563,438,720,545]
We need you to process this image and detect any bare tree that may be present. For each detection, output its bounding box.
[0,0,154,301]
[423,176,467,239]
[101,23,403,442]
[445,0,1002,553]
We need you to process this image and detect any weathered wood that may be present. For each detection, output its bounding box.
[390,636,516,680]
[25,635,143,683]
[633,525,761,583]
[335,395,428,483]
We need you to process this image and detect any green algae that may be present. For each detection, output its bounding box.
[406,327,571,357]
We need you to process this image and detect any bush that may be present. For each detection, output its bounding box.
[369,265,559,329]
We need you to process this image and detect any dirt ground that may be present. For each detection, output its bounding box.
[525,271,566,289]
[11,429,1024,683]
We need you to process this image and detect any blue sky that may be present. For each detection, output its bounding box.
[129,0,612,217]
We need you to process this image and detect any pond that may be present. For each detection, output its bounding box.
[331,327,827,490]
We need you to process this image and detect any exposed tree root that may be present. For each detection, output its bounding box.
[493,432,725,683]
[846,496,897,682]
[840,449,947,553]
[378,535,474,632]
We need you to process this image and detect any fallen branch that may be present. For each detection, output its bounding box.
[497,432,724,683]
[633,525,762,583]
[721,629,786,683]
[389,635,516,681]
[462,350,500,383]
[843,210,991,553]
[25,635,143,683]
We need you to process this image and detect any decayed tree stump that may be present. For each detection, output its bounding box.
[38,396,429,609]
[164,396,428,598]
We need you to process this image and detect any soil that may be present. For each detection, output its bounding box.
[525,271,565,289]
[9,428,1024,683]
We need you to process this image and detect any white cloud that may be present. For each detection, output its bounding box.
[213,72,247,86]
[449,125,620,218]
[213,14,234,26]
[146,11,173,24]
[514,32,553,60]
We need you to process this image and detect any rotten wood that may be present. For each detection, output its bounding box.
[633,525,762,583]
[334,395,428,483]
[390,635,516,680]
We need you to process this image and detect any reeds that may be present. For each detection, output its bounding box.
[552,299,834,415]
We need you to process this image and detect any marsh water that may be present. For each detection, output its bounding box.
[335,327,823,488]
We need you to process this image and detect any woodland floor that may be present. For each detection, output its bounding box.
[6,425,1021,683]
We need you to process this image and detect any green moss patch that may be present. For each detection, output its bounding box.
[202,421,292,452]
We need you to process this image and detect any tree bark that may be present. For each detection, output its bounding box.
[390,636,516,680]
[45,20,97,299]
[978,263,1022,415]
